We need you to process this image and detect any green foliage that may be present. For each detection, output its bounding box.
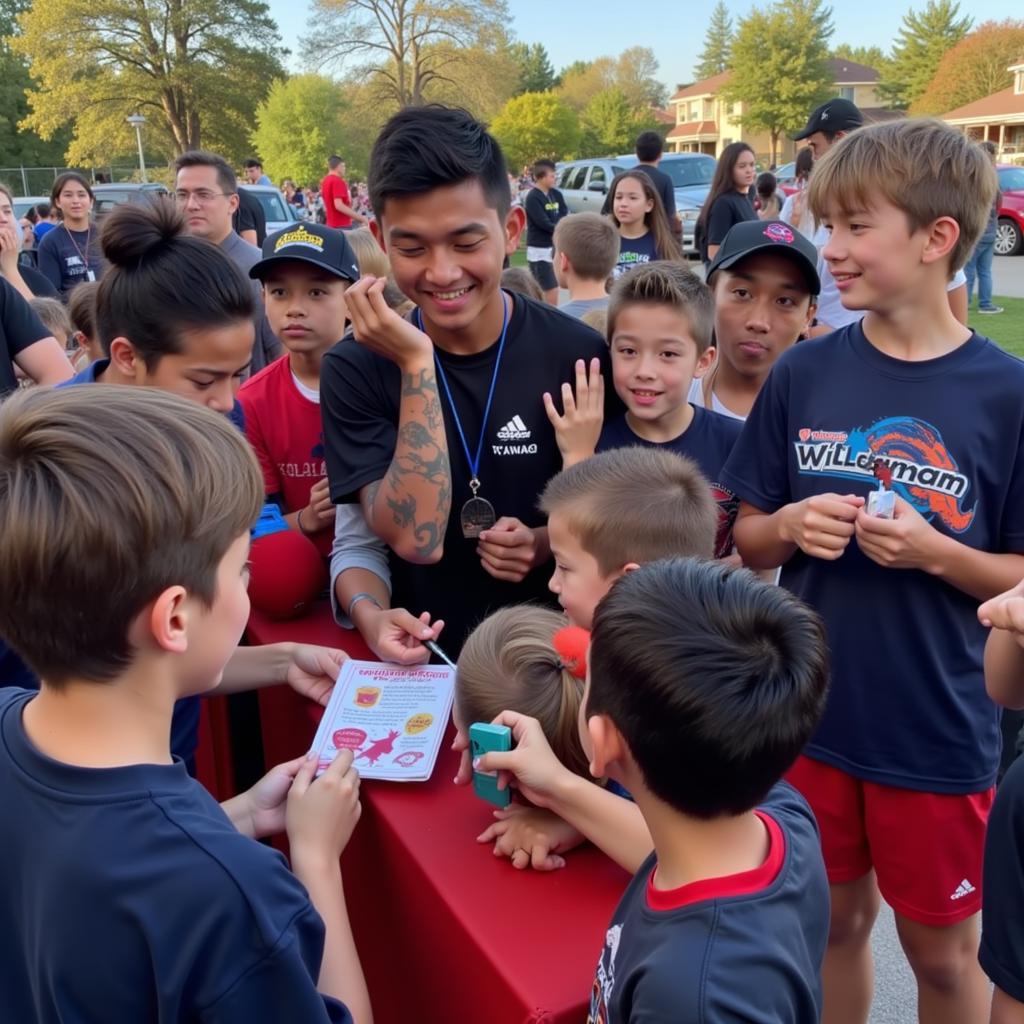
[252,76,348,186]
[557,47,665,113]
[579,87,657,157]
[831,43,887,70]
[912,20,1024,115]
[878,0,972,109]
[490,91,580,169]
[723,0,834,164]
[510,42,557,95]
[694,0,734,80]
[10,0,285,166]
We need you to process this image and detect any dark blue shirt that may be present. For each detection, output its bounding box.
[598,405,743,558]
[589,783,827,1023]
[35,223,104,298]
[614,231,660,278]
[721,323,1024,792]
[0,688,351,1024]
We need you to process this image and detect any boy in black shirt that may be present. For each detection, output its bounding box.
[524,158,568,304]
[633,130,679,238]
[322,106,609,659]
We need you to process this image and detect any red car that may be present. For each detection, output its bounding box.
[996,165,1024,257]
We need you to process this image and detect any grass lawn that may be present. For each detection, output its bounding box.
[971,297,1024,358]
[509,247,527,268]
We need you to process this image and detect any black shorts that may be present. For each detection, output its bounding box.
[528,260,557,291]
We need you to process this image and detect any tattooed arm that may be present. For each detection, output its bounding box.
[346,277,452,564]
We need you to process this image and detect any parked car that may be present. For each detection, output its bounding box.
[13,196,48,220]
[91,182,169,219]
[772,161,799,196]
[996,165,1024,257]
[239,184,293,235]
[555,153,716,255]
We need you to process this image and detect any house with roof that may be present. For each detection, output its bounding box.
[666,59,898,164]
[942,61,1024,160]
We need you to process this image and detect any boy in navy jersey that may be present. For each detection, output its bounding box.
[0,387,369,1023]
[722,118,1021,1023]
[482,558,830,1021]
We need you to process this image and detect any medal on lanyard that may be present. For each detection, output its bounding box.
[867,459,896,519]
[418,296,510,539]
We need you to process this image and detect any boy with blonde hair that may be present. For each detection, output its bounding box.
[553,212,618,319]
[0,386,369,1022]
[723,118,1022,1024]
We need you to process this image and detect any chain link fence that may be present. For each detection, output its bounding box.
[0,166,158,197]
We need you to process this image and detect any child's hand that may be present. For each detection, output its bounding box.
[477,805,585,871]
[543,358,604,468]
[286,750,362,871]
[781,493,863,560]
[980,579,1024,646]
[237,754,310,839]
[855,496,941,572]
[303,478,336,532]
[362,606,445,665]
[474,711,576,810]
[346,276,433,371]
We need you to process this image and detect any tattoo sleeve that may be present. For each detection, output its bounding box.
[361,365,451,562]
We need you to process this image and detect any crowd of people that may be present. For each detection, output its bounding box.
[0,95,1022,1024]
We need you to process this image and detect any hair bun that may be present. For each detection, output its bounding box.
[100,197,186,268]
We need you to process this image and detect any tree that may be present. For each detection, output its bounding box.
[694,0,734,79]
[616,47,667,109]
[557,57,616,113]
[878,0,972,110]
[510,42,557,95]
[831,43,887,69]
[722,0,834,166]
[489,91,580,169]
[578,87,657,156]
[10,0,285,166]
[304,0,509,109]
[252,76,348,185]
[913,20,1024,115]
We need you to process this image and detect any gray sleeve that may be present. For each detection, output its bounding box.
[329,503,392,627]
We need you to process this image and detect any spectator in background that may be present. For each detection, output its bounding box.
[321,156,366,230]
[233,186,267,247]
[965,141,1002,316]
[353,183,372,221]
[695,142,757,267]
[633,130,680,239]
[524,159,568,304]
[36,172,105,299]
[756,172,782,220]
[32,204,57,243]
[500,266,544,302]
[780,148,816,239]
[243,158,272,186]
[0,185,57,300]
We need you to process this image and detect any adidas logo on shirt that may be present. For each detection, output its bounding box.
[949,878,976,901]
[497,415,531,441]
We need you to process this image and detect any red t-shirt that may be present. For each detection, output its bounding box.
[238,355,332,556]
[320,172,352,228]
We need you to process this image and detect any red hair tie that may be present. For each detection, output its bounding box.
[553,626,590,680]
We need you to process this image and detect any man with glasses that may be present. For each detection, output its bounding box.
[173,151,281,372]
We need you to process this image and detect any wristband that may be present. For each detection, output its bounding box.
[348,592,383,618]
[296,507,312,536]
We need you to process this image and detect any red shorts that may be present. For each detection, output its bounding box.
[786,755,993,926]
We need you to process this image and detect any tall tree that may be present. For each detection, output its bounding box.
[878,0,972,109]
[694,0,734,80]
[304,0,509,109]
[722,0,834,165]
[252,76,348,186]
[510,42,557,95]
[489,91,580,169]
[831,43,887,69]
[616,46,667,109]
[913,20,1024,115]
[10,0,285,165]
[557,57,616,113]
[579,87,657,156]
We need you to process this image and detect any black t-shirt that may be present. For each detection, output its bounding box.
[598,405,743,558]
[633,163,676,221]
[321,294,612,654]
[14,265,58,298]
[0,277,50,394]
[234,188,267,246]
[982,754,1024,1000]
[524,187,568,249]
[0,688,351,1024]
[701,190,758,262]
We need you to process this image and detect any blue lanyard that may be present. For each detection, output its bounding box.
[417,294,510,487]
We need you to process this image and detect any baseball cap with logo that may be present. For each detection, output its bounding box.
[250,222,361,283]
[706,220,821,296]
[793,98,863,141]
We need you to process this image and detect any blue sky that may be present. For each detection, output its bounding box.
[271,0,1021,90]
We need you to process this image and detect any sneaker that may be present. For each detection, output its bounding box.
[978,306,1004,314]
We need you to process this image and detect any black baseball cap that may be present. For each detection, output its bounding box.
[706,220,820,296]
[793,98,863,140]
[250,222,361,282]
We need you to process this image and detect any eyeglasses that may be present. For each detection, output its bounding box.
[174,189,229,204]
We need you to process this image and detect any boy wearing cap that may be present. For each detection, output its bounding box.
[239,223,359,556]
[690,219,819,421]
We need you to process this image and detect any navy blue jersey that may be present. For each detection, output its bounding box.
[0,688,350,1024]
[614,231,660,278]
[589,783,827,1023]
[35,223,104,297]
[981,755,1024,1000]
[721,323,1024,792]
[598,406,742,558]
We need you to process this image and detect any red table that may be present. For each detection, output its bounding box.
[248,604,629,1024]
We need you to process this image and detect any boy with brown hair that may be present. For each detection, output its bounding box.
[723,117,1022,1024]
[0,386,369,1023]
[553,212,618,319]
